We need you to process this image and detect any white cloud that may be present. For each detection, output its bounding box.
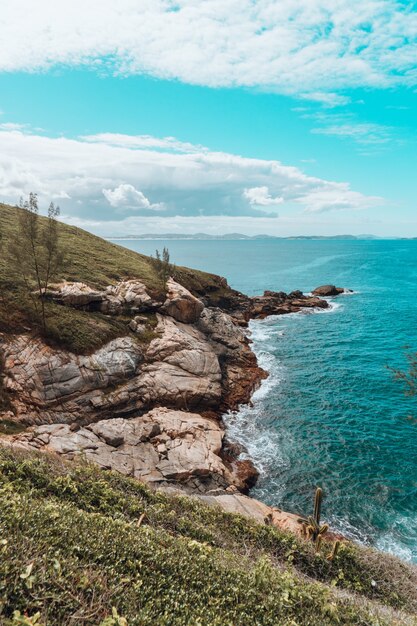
[102,183,164,210]
[299,92,352,107]
[243,186,283,207]
[297,185,380,213]
[0,128,382,225]
[311,122,394,145]
[84,134,206,154]
[0,122,28,131]
[1,1,417,100]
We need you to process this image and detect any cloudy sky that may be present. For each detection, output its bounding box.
[1,0,416,236]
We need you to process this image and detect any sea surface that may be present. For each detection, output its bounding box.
[112,238,417,561]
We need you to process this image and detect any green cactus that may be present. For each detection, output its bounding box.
[327,540,341,562]
[313,487,323,525]
[298,487,329,543]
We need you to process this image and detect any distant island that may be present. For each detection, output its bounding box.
[109,233,387,241]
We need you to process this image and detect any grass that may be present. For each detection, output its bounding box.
[0,448,416,625]
[0,202,234,353]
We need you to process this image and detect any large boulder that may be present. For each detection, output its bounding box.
[161,278,204,323]
[312,285,345,297]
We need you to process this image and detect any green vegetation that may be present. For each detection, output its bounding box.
[1,449,416,625]
[152,246,176,287]
[8,194,64,333]
[0,202,232,353]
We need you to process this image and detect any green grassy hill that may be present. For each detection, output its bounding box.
[0,202,233,353]
[1,448,416,626]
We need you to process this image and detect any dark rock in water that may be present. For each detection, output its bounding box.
[312,284,345,296]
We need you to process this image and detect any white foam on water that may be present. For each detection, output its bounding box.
[318,300,343,314]
[328,516,371,546]
[375,514,417,563]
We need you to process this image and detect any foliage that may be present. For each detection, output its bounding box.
[7,194,64,333]
[0,449,416,625]
[152,246,176,286]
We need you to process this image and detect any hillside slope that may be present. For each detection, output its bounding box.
[1,448,417,626]
[0,202,234,353]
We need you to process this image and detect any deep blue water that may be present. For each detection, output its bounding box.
[112,239,417,561]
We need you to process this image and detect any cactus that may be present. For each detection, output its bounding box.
[327,540,341,561]
[313,487,323,525]
[298,487,329,543]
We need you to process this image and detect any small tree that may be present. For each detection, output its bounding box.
[153,246,175,287]
[8,193,64,333]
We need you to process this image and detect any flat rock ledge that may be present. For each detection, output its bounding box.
[5,407,255,493]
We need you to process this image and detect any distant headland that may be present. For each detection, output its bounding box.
[108,233,413,241]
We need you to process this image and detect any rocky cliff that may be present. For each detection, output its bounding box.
[0,274,340,532]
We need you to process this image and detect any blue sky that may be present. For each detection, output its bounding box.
[1,1,417,236]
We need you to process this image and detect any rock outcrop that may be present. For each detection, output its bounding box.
[46,279,161,314]
[6,407,252,491]
[161,277,204,323]
[312,285,346,297]
[1,275,347,532]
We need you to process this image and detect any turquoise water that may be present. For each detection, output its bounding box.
[112,239,417,561]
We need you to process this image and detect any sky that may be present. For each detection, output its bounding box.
[0,1,417,237]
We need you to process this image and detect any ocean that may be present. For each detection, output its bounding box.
[112,238,417,561]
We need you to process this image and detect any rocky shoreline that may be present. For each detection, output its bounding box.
[0,276,346,534]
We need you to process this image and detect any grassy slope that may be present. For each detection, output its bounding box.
[0,202,232,353]
[1,449,416,626]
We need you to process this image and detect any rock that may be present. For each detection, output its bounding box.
[89,421,125,447]
[134,315,148,323]
[161,278,204,323]
[248,290,329,318]
[46,282,104,308]
[312,285,345,297]
[3,336,143,423]
[128,319,138,332]
[197,493,305,537]
[6,408,234,491]
[140,314,223,410]
[46,279,158,315]
[197,307,246,351]
[102,280,156,314]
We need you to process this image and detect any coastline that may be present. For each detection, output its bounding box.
[0,277,346,537]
